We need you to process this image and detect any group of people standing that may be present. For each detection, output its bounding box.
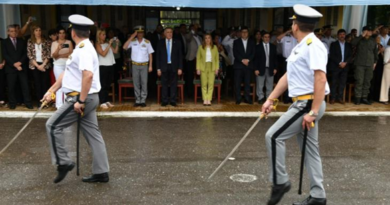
[1,16,390,109]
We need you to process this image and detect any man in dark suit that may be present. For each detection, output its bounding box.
[156,27,183,106]
[254,32,278,104]
[233,26,256,104]
[328,29,352,104]
[2,25,32,109]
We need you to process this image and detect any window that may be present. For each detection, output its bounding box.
[160,11,200,28]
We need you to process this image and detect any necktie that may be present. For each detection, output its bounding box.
[167,40,171,63]
[12,38,17,49]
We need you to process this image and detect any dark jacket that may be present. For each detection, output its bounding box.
[233,38,256,69]
[329,40,352,71]
[351,36,378,67]
[254,42,278,76]
[2,37,28,74]
[156,38,183,72]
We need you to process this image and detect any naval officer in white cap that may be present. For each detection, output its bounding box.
[42,14,110,184]
[262,4,329,205]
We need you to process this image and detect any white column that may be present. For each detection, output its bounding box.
[0,4,21,38]
[342,5,368,34]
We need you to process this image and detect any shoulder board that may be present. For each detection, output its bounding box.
[306,38,312,46]
[144,39,150,43]
[79,43,85,48]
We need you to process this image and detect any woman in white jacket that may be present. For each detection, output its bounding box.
[380,40,390,104]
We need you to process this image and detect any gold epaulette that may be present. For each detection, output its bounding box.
[144,39,150,43]
[79,43,85,48]
[306,38,312,46]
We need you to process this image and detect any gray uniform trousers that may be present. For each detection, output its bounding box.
[256,69,274,101]
[132,64,149,103]
[265,100,326,198]
[46,93,110,174]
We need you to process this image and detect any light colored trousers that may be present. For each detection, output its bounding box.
[200,62,216,101]
[265,100,326,198]
[380,64,390,102]
[256,69,274,101]
[46,94,109,174]
[132,65,149,104]
[53,64,65,109]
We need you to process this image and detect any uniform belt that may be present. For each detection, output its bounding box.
[66,92,80,97]
[66,92,98,97]
[292,94,314,102]
[132,62,148,66]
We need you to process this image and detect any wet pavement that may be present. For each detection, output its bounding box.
[0,116,390,205]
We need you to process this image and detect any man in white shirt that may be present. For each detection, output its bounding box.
[314,28,329,54]
[184,24,202,97]
[277,29,298,103]
[42,14,109,184]
[379,26,390,48]
[123,25,154,107]
[321,25,336,48]
[263,4,329,205]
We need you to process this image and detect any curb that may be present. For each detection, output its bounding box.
[0,111,389,118]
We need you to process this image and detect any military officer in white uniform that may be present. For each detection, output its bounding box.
[42,14,109,184]
[123,25,154,107]
[262,4,329,205]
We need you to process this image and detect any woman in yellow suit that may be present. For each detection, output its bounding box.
[196,34,220,106]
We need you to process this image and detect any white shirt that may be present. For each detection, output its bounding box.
[206,47,212,62]
[127,38,154,63]
[63,39,101,94]
[35,44,43,62]
[263,42,270,67]
[242,38,248,52]
[384,47,390,65]
[98,43,116,66]
[279,35,298,58]
[222,35,236,63]
[51,40,72,66]
[286,33,330,97]
[322,36,336,49]
[321,41,329,54]
[380,35,390,48]
[191,30,201,47]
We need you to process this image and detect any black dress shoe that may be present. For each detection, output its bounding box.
[53,162,75,183]
[9,105,16,110]
[244,99,253,105]
[133,103,141,107]
[258,98,265,104]
[267,181,291,205]
[293,195,327,205]
[361,98,371,105]
[82,172,109,183]
[354,97,361,105]
[26,104,33,109]
[170,102,177,107]
[235,101,241,105]
[140,103,147,107]
[161,102,168,107]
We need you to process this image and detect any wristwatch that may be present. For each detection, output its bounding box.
[308,110,318,117]
[77,99,85,104]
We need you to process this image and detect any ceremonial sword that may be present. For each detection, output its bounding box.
[208,99,279,180]
[0,93,55,156]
